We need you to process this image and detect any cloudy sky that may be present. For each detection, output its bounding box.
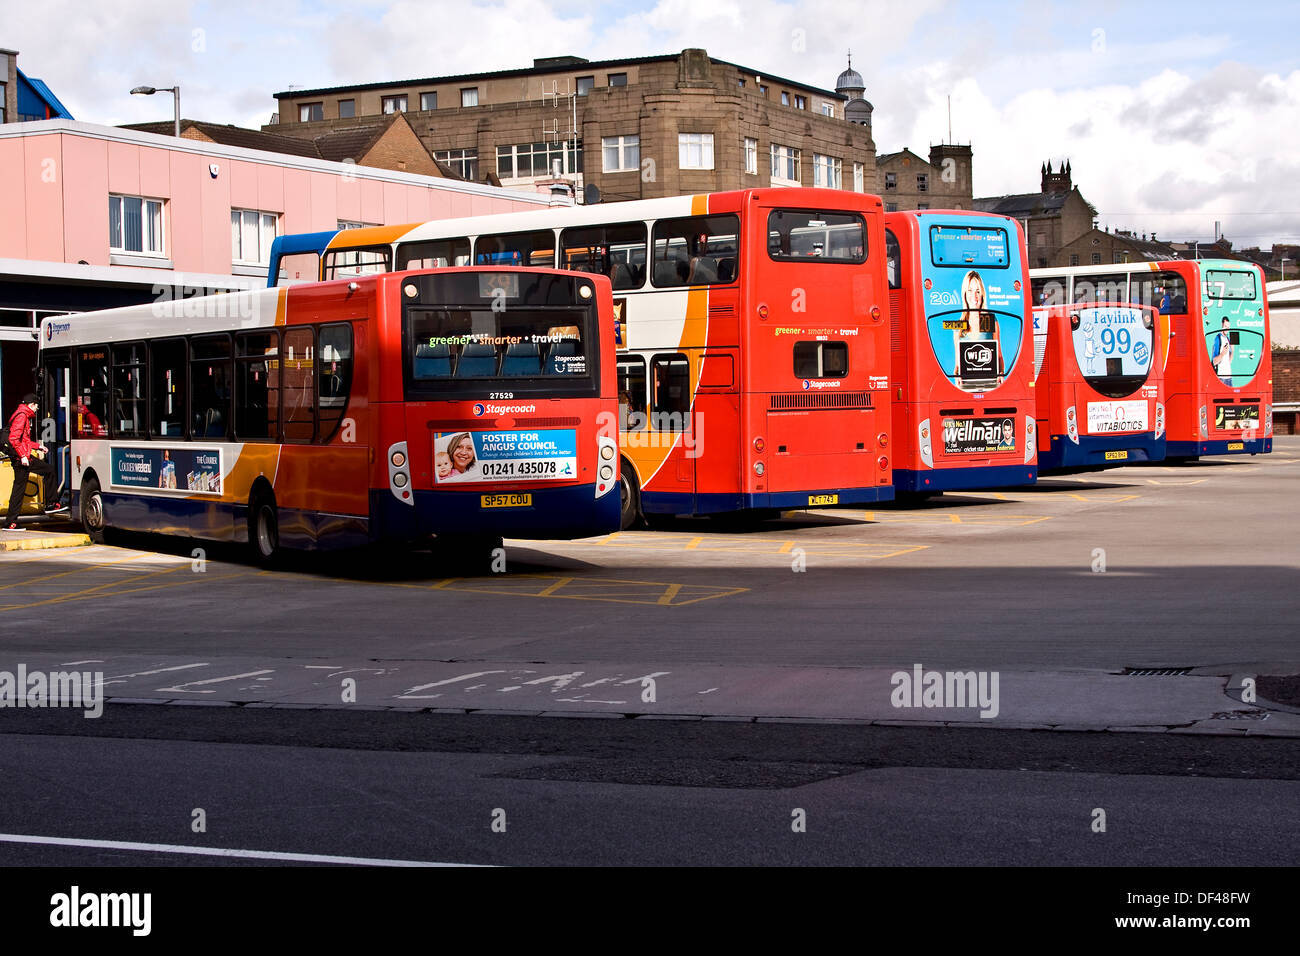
[7,0,1299,247]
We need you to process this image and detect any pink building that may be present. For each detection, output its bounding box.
[0,119,550,410]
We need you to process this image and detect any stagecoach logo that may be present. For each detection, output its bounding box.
[802,379,841,390]
[45,320,72,341]
[474,402,537,417]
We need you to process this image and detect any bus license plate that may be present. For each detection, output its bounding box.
[1104,450,1128,461]
[481,493,532,509]
[1227,442,1244,451]
[808,494,839,506]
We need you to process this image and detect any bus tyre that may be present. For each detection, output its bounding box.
[619,460,641,530]
[81,477,106,544]
[250,494,281,567]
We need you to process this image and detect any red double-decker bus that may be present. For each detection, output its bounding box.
[268,188,897,527]
[1031,302,1167,469]
[884,210,1037,494]
[40,267,620,565]
[1031,260,1272,459]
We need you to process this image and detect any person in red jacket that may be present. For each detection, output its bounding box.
[5,393,64,528]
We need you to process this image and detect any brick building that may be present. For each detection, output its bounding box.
[974,160,1096,267]
[876,144,974,212]
[266,49,882,203]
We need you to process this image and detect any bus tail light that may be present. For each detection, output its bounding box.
[870,305,881,321]
[1155,402,1166,439]
[388,441,413,506]
[753,437,765,453]
[754,461,765,476]
[1065,406,1079,444]
[595,434,618,498]
[757,304,769,320]
[878,456,889,471]
[1265,403,1273,435]
[877,432,888,448]
[1199,404,1208,438]
[918,418,932,468]
[1024,415,1036,463]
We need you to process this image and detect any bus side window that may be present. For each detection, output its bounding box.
[282,327,317,443]
[885,229,901,290]
[398,238,470,269]
[560,223,648,291]
[150,339,188,439]
[650,353,690,430]
[76,348,110,438]
[189,335,231,440]
[618,355,647,430]
[235,330,280,442]
[651,215,740,288]
[476,230,555,267]
[317,323,353,441]
[111,343,147,438]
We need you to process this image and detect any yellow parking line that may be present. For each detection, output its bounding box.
[683,536,703,550]
[0,550,156,592]
[537,576,574,597]
[0,568,256,611]
[657,583,683,605]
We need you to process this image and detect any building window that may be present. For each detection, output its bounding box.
[420,92,437,111]
[231,209,278,266]
[917,203,929,210]
[917,173,928,192]
[0,81,5,123]
[1069,254,1079,266]
[602,135,640,173]
[781,91,790,106]
[109,195,164,256]
[496,141,582,179]
[607,73,627,87]
[770,144,801,184]
[759,84,769,96]
[853,162,864,192]
[884,172,896,190]
[678,132,714,170]
[795,95,806,110]
[338,99,355,119]
[1091,253,1102,265]
[822,103,835,117]
[461,87,478,107]
[576,76,594,96]
[738,78,746,88]
[298,102,324,122]
[813,154,842,189]
[885,202,898,212]
[382,95,407,114]
[744,137,758,175]
[434,148,479,180]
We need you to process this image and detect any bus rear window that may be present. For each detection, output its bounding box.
[928,225,1008,268]
[407,307,593,388]
[399,238,470,269]
[793,341,848,378]
[767,209,866,263]
[1205,270,1257,300]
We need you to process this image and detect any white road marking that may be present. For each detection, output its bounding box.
[0,832,481,867]
[156,670,275,693]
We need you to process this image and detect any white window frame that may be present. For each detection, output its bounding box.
[678,132,714,171]
[744,137,758,175]
[461,87,478,107]
[109,194,165,257]
[381,94,407,114]
[853,162,865,193]
[769,143,801,186]
[434,148,479,180]
[813,154,842,189]
[298,102,323,122]
[602,135,640,173]
[231,209,279,266]
[822,102,835,117]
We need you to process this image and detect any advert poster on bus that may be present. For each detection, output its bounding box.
[1086,400,1149,434]
[1202,268,1265,388]
[1215,404,1260,431]
[1071,307,1151,378]
[920,218,1024,391]
[942,417,1017,454]
[110,447,222,494]
[434,429,578,483]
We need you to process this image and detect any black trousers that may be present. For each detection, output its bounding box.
[6,455,55,525]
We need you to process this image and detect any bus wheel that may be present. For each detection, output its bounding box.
[250,493,281,567]
[619,459,641,530]
[80,477,106,544]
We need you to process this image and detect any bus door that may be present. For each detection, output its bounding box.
[39,349,72,502]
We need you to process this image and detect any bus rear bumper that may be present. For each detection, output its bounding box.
[1166,437,1271,457]
[371,484,621,542]
[893,465,1037,493]
[1038,434,1166,470]
[642,486,894,516]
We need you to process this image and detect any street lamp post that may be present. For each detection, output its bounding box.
[1283,258,1293,281]
[130,85,181,137]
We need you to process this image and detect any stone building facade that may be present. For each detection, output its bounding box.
[876,144,974,212]
[974,161,1097,267]
[267,49,885,203]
